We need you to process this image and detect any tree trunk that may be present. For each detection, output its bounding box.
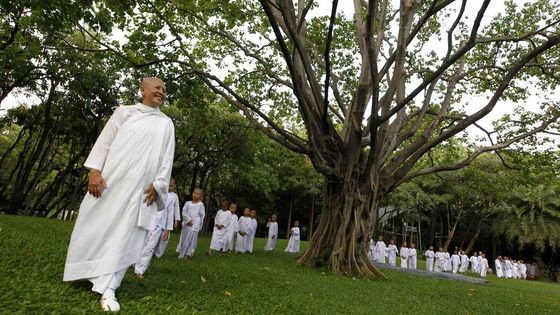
[308,194,315,240]
[297,181,384,277]
[286,195,293,239]
[465,223,482,254]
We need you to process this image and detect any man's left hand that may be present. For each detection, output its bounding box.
[163,230,170,241]
[144,184,158,205]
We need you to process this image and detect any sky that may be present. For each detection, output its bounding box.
[1,0,558,147]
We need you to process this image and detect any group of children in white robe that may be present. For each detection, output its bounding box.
[133,183,301,278]
[494,256,537,280]
[368,237,418,269]
[368,237,494,278]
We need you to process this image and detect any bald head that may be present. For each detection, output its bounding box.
[139,77,166,108]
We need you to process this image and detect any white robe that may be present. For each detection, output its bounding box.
[443,252,451,272]
[264,221,278,251]
[434,252,446,272]
[512,263,520,279]
[424,250,435,271]
[504,260,513,278]
[177,201,205,258]
[374,241,387,264]
[451,254,460,273]
[285,227,300,253]
[246,218,258,253]
[408,248,417,269]
[495,259,503,278]
[470,256,479,274]
[386,245,398,266]
[519,263,527,279]
[400,247,409,268]
[154,191,180,258]
[235,216,252,253]
[459,254,469,273]
[367,239,376,262]
[225,214,238,251]
[209,209,232,251]
[479,258,489,277]
[63,104,175,287]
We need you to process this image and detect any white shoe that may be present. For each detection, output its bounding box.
[100,293,120,312]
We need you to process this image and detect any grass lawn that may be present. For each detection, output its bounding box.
[1,215,559,314]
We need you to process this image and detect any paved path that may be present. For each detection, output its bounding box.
[374,263,490,285]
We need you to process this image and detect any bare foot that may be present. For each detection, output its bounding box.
[136,273,144,280]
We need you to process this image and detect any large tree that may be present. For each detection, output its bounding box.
[70,0,560,276]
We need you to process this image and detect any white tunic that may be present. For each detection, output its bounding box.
[443,252,451,271]
[64,104,175,281]
[285,227,300,253]
[264,221,278,251]
[408,248,417,269]
[209,209,232,250]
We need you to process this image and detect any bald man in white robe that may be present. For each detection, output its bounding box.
[63,78,175,312]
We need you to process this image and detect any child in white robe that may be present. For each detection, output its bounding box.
[264,214,279,251]
[154,184,181,258]
[177,189,205,260]
[512,261,520,279]
[470,252,479,274]
[518,260,527,279]
[225,204,238,251]
[246,209,258,253]
[368,239,376,262]
[399,242,409,268]
[208,200,232,255]
[386,240,398,267]
[408,243,417,269]
[424,246,435,272]
[135,180,180,278]
[285,221,301,253]
[434,248,446,272]
[443,251,451,272]
[479,254,489,278]
[459,250,469,273]
[235,208,252,253]
[374,236,387,264]
[451,251,460,273]
[504,257,513,278]
[495,256,504,278]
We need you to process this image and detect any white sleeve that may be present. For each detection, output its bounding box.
[152,120,175,211]
[84,106,126,171]
[199,204,206,230]
[165,195,175,230]
[173,195,181,221]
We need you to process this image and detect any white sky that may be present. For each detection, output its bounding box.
[1,0,558,147]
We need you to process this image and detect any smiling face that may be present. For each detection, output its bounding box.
[140,77,167,107]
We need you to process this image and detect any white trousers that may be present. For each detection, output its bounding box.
[134,227,164,275]
[89,267,128,294]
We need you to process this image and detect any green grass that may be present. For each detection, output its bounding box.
[1,215,559,314]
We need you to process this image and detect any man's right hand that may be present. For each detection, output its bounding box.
[88,169,106,198]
